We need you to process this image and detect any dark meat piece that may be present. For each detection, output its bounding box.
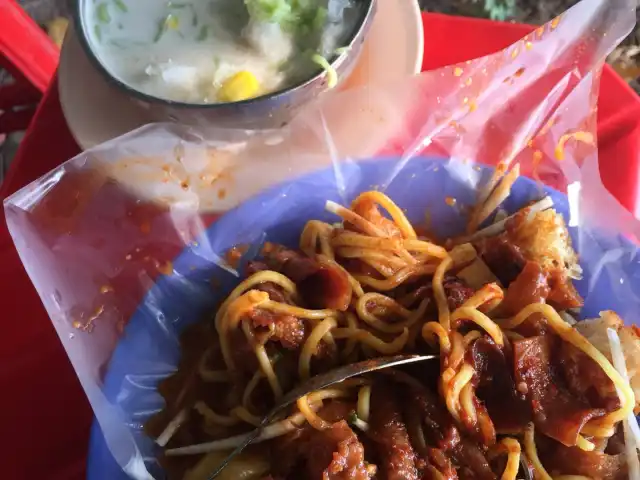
[547,270,583,310]
[406,385,461,452]
[467,337,530,435]
[559,341,620,412]
[513,336,606,447]
[370,385,420,480]
[426,448,459,480]
[474,234,526,286]
[450,439,495,480]
[499,261,550,316]
[262,245,352,311]
[605,424,626,455]
[536,435,628,480]
[400,275,474,312]
[246,260,270,276]
[269,402,371,480]
[474,230,583,311]
[305,420,371,480]
[249,309,307,350]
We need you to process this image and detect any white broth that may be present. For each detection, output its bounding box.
[83,0,357,104]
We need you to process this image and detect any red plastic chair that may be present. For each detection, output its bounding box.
[0,0,59,134]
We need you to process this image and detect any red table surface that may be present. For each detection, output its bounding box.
[1,12,639,480]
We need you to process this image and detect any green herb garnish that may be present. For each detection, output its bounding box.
[94,24,103,42]
[196,25,209,41]
[113,0,127,12]
[97,3,111,23]
[154,13,180,42]
[167,1,188,8]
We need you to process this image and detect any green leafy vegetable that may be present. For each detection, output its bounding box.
[97,3,111,23]
[197,25,209,41]
[244,0,326,34]
[113,0,128,13]
[94,24,103,42]
[154,13,180,42]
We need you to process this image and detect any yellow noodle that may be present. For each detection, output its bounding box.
[337,247,407,270]
[219,290,269,370]
[198,347,232,383]
[354,264,437,291]
[341,312,359,359]
[167,389,351,455]
[460,382,478,426]
[447,332,466,371]
[446,364,475,421]
[299,317,338,379]
[297,387,358,430]
[422,321,452,353]
[575,435,595,452]
[331,232,417,264]
[358,257,401,277]
[351,191,418,239]
[242,369,264,412]
[505,303,635,426]
[262,300,336,320]
[468,163,520,234]
[255,344,283,400]
[433,256,453,330]
[524,423,552,480]
[403,238,449,258]
[451,307,504,346]
[579,423,616,438]
[553,476,594,480]
[468,162,510,235]
[357,293,427,333]
[215,271,299,329]
[460,282,504,312]
[326,200,389,237]
[331,327,409,355]
[357,385,372,422]
[440,367,456,398]
[463,330,483,347]
[498,437,521,480]
[477,403,497,446]
[230,406,262,427]
[194,401,238,427]
[300,220,334,259]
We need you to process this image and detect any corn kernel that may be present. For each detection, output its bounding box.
[218,71,260,103]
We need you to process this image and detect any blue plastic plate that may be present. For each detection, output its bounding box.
[86,157,640,479]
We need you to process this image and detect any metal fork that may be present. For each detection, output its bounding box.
[208,354,436,479]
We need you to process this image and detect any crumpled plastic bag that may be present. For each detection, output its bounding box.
[3,0,638,478]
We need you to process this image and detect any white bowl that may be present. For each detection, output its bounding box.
[59,0,424,150]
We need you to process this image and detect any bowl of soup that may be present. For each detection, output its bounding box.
[74,0,376,129]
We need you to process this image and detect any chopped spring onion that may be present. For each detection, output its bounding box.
[97,3,111,23]
[197,25,209,41]
[94,24,103,42]
[335,46,350,55]
[311,54,337,89]
[155,13,180,42]
[167,1,189,8]
[113,0,127,13]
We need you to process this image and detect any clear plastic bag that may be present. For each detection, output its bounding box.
[4,0,638,478]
